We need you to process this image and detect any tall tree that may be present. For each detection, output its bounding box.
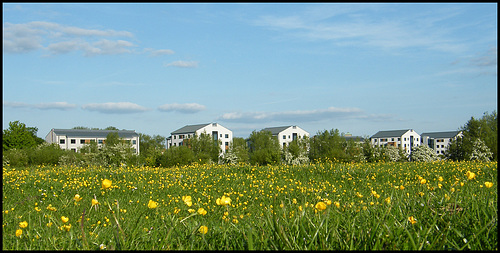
[3,121,44,150]
[247,130,281,165]
[187,133,221,164]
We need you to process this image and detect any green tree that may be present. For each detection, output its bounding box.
[138,133,166,167]
[309,129,350,162]
[3,121,44,150]
[187,133,221,164]
[283,136,310,165]
[158,146,195,167]
[247,130,281,165]
[105,132,121,147]
[222,137,249,165]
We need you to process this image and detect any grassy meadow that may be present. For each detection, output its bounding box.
[2,161,497,250]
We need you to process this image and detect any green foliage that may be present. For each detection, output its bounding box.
[247,130,281,165]
[410,145,439,162]
[158,146,195,167]
[283,137,310,165]
[222,137,249,165]
[446,111,497,161]
[385,145,409,162]
[104,132,121,147]
[309,129,361,162]
[3,121,44,150]
[187,133,221,164]
[469,139,493,162]
[27,143,66,166]
[138,133,166,167]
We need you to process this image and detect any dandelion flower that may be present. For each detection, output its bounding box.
[74,194,82,202]
[485,182,493,188]
[61,216,69,223]
[466,171,476,180]
[197,208,207,215]
[15,229,22,237]
[182,196,192,207]
[19,221,28,228]
[199,225,208,234]
[148,200,158,209]
[408,216,417,225]
[102,179,112,189]
[315,201,327,211]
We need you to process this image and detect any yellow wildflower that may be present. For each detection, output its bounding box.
[199,225,208,234]
[16,229,22,237]
[466,171,476,180]
[182,196,192,207]
[92,199,99,206]
[147,200,158,209]
[216,196,231,206]
[408,216,417,225]
[485,182,493,188]
[315,201,327,211]
[61,216,69,223]
[74,194,82,202]
[420,179,427,184]
[385,197,391,204]
[102,179,112,189]
[197,208,207,215]
[19,221,28,228]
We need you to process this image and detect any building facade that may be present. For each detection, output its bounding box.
[420,131,463,155]
[370,129,420,155]
[45,129,140,154]
[261,126,310,149]
[166,123,233,152]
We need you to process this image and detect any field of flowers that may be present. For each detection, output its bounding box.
[2,161,497,250]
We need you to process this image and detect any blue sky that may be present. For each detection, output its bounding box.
[3,3,497,139]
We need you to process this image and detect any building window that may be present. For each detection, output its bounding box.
[71,148,76,152]
[80,139,86,144]
[283,135,286,140]
[60,139,65,144]
[98,140,103,144]
[71,139,76,144]
[132,140,136,145]
[225,134,229,138]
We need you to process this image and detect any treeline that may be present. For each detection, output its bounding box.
[2,111,496,167]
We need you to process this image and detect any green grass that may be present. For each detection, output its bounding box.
[2,161,497,250]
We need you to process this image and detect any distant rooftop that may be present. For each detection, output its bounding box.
[171,123,210,135]
[370,129,413,138]
[261,126,292,136]
[51,129,138,138]
[421,131,462,139]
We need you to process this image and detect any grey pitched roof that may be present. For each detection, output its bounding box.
[52,129,138,138]
[370,129,412,138]
[261,126,291,136]
[420,131,462,139]
[171,124,210,135]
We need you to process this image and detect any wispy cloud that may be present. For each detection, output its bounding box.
[218,107,369,123]
[3,21,136,56]
[144,48,175,57]
[252,5,471,53]
[164,60,199,68]
[158,103,206,113]
[82,102,149,114]
[3,101,77,110]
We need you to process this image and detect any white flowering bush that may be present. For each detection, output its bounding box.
[410,145,439,162]
[385,146,408,162]
[469,138,493,162]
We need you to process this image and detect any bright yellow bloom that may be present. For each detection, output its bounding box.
[385,197,391,204]
[15,229,22,237]
[19,221,28,228]
[420,179,427,184]
[216,196,231,206]
[102,179,112,189]
[334,201,340,208]
[63,224,71,232]
[188,209,195,213]
[466,171,476,180]
[298,205,303,211]
[485,182,493,188]
[315,201,327,211]
[197,208,207,215]
[438,176,444,182]
[399,185,405,190]
[182,196,193,207]
[148,200,158,209]
[92,199,99,206]
[199,225,208,234]
[408,216,417,225]
[61,216,69,223]
[35,206,41,212]
[74,194,82,202]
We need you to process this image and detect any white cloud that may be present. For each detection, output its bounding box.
[218,107,365,123]
[3,101,76,110]
[144,48,175,56]
[3,21,136,56]
[158,103,206,113]
[165,60,198,68]
[82,102,149,114]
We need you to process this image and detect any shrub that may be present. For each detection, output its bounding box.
[410,145,439,162]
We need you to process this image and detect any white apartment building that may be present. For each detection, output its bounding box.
[166,123,233,152]
[261,126,310,149]
[370,129,420,155]
[420,131,463,155]
[45,128,140,154]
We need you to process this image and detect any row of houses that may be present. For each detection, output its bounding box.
[45,124,462,156]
